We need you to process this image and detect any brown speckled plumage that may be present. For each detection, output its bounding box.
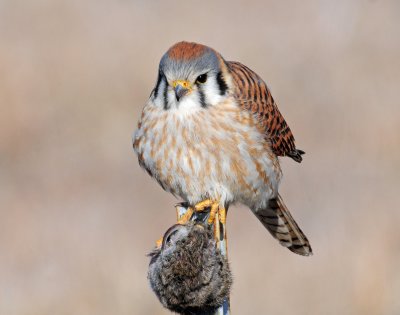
[228,61,304,162]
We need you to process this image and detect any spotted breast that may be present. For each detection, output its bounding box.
[133,96,282,209]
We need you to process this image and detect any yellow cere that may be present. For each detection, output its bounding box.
[172,80,192,90]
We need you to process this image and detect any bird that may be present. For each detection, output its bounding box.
[133,41,312,256]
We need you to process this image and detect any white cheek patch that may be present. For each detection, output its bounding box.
[202,77,224,106]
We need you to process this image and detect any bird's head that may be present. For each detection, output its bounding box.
[151,41,232,111]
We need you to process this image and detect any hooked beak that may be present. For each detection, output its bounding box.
[172,80,191,101]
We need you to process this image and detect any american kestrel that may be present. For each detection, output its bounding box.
[133,41,312,256]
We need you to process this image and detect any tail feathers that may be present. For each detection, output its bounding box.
[254,194,312,256]
[288,149,305,163]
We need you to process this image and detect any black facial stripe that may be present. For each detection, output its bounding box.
[153,71,163,99]
[198,87,207,108]
[216,71,228,95]
[163,77,170,110]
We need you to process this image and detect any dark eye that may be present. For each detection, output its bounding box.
[196,73,207,84]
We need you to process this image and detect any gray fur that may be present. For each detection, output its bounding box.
[148,222,232,315]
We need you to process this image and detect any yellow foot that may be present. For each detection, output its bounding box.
[177,207,194,224]
[156,200,226,248]
[193,199,225,225]
[194,199,215,211]
[218,206,227,224]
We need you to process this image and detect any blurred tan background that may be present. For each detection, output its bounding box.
[1,1,399,314]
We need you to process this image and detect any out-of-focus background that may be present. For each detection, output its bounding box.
[1,1,399,314]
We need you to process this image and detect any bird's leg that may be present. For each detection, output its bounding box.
[194,199,226,247]
[218,206,227,225]
[207,202,219,224]
[155,200,224,248]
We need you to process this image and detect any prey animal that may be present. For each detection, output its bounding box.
[133,41,312,256]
